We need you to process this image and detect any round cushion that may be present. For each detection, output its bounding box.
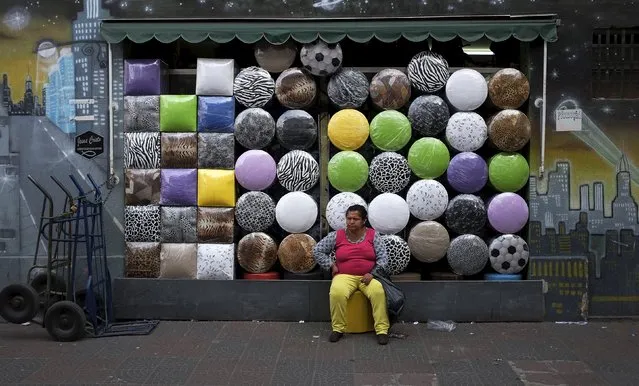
[406,180,448,221]
[447,234,489,276]
[275,192,318,233]
[300,40,343,76]
[237,232,278,273]
[275,68,317,109]
[277,150,319,192]
[487,192,529,233]
[327,109,369,151]
[243,271,281,280]
[369,152,411,194]
[487,109,531,152]
[326,192,368,230]
[328,68,369,109]
[445,194,486,235]
[489,234,529,274]
[278,233,317,274]
[407,137,450,179]
[446,152,488,194]
[369,110,412,151]
[484,273,523,281]
[381,235,411,275]
[488,68,530,109]
[407,51,450,93]
[254,40,297,73]
[233,66,275,108]
[276,110,317,150]
[407,95,450,137]
[235,191,276,232]
[328,151,369,192]
[446,112,488,152]
[235,108,276,150]
[368,193,410,235]
[408,221,450,263]
[445,68,488,111]
[488,152,529,192]
[235,150,277,191]
[369,69,411,110]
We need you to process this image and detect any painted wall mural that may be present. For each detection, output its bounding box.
[0,0,637,316]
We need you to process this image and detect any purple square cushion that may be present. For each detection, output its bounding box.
[124,59,168,96]
[160,169,197,206]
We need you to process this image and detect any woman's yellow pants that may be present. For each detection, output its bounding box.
[329,274,389,335]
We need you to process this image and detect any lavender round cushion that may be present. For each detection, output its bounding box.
[487,192,529,234]
[446,152,488,194]
[235,150,277,191]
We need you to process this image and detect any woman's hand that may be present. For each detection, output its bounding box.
[331,264,339,277]
[361,273,373,285]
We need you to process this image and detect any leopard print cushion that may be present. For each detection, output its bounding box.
[125,206,161,242]
[160,243,198,279]
[277,233,317,274]
[161,133,198,168]
[488,68,530,110]
[125,169,161,205]
[197,207,235,243]
[197,244,235,280]
[161,206,197,243]
[125,242,161,278]
[237,232,278,274]
[124,96,160,132]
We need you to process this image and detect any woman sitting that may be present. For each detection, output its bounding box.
[313,204,390,345]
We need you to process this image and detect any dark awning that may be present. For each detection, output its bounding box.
[100,15,559,45]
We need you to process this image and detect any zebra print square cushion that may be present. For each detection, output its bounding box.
[125,242,161,278]
[124,96,160,132]
[159,243,197,279]
[160,206,197,243]
[198,133,234,169]
[197,207,234,243]
[124,132,161,169]
[160,169,198,206]
[197,96,235,133]
[161,133,198,168]
[124,169,161,206]
[196,243,235,280]
[124,206,161,242]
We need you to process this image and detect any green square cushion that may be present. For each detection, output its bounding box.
[160,95,197,132]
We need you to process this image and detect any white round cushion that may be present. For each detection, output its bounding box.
[368,193,410,235]
[275,192,318,233]
[406,180,449,221]
[446,112,488,152]
[445,68,488,111]
[325,192,368,231]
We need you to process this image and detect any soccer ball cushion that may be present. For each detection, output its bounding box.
[489,234,530,274]
[300,40,343,76]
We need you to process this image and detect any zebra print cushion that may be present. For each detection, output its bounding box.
[407,51,450,93]
[124,132,161,169]
[124,96,159,132]
[233,66,275,108]
[276,150,319,192]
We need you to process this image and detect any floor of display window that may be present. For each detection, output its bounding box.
[112,278,544,322]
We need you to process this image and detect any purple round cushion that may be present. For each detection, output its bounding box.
[487,192,529,233]
[446,152,488,193]
[235,150,277,191]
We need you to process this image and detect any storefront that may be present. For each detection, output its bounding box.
[98,15,558,322]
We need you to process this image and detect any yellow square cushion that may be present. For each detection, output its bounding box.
[198,169,236,207]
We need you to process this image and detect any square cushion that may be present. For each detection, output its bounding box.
[195,58,235,96]
[161,133,198,168]
[197,169,236,207]
[124,206,161,242]
[124,133,161,169]
[161,206,197,243]
[160,169,198,206]
[160,243,198,279]
[197,244,235,280]
[197,96,235,133]
[124,96,160,132]
[124,59,168,96]
[197,207,235,243]
[125,242,161,278]
[124,169,161,205]
[160,95,197,132]
[198,133,235,169]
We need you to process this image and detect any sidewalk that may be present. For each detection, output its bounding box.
[0,320,637,385]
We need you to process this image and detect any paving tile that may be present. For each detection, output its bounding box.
[547,360,593,374]
[562,373,611,386]
[229,370,274,386]
[312,370,354,385]
[0,359,47,384]
[353,373,397,386]
[509,360,554,373]
[520,372,567,385]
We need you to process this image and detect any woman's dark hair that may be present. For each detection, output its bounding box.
[346,204,368,219]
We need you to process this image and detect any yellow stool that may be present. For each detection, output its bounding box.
[345,290,375,333]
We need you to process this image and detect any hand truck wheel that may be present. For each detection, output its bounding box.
[0,283,39,324]
[29,273,67,309]
[44,300,87,342]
